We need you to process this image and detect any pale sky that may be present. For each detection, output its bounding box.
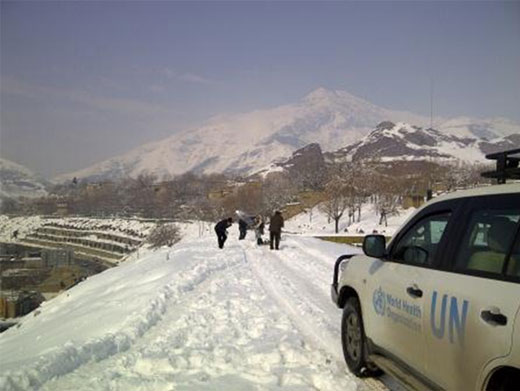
[1,1,519,178]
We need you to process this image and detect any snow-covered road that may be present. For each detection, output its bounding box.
[0,233,397,391]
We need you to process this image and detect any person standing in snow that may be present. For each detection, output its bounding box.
[269,211,284,250]
[253,215,264,245]
[238,218,248,240]
[215,217,233,249]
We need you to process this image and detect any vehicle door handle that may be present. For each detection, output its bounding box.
[406,285,423,298]
[481,309,507,326]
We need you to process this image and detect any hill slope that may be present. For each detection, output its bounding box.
[326,121,520,164]
[0,228,405,391]
[0,158,48,200]
[54,88,429,182]
[55,88,520,183]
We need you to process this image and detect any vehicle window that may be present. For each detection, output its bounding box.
[506,230,520,278]
[455,209,520,276]
[391,212,451,266]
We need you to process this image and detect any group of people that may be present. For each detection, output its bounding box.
[214,211,284,250]
[238,214,265,245]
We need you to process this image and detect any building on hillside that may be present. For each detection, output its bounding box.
[403,194,425,209]
[56,200,69,216]
[238,181,262,197]
[281,201,302,219]
[432,181,451,194]
[1,268,47,290]
[207,184,236,201]
[85,181,114,195]
[152,181,172,197]
[41,248,74,267]
[0,290,44,318]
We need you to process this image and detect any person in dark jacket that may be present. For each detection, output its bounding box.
[269,211,284,250]
[215,217,233,249]
[238,219,248,240]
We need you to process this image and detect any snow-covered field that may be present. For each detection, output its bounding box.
[0,200,415,244]
[0,216,156,243]
[0,206,415,391]
[0,221,404,391]
[0,215,44,242]
[285,203,416,237]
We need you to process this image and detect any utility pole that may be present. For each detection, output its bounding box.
[430,78,434,130]
[428,77,434,198]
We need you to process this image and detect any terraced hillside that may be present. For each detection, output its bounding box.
[0,216,156,265]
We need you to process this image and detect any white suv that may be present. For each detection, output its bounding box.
[331,183,520,390]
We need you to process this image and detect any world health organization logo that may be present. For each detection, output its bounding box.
[373,287,386,316]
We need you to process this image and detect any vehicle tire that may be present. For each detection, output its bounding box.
[341,297,381,377]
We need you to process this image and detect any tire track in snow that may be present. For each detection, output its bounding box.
[246,245,343,360]
[269,239,334,290]
[246,240,391,391]
[41,242,360,391]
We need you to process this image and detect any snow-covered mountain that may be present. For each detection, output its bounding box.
[54,88,429,182]
[0,158,48,200]
[55,88,520,182]
[326,121,520,164]
[438,116,520,140]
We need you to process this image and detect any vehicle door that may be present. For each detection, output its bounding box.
[422,194,520,391]
[364,201,457,380]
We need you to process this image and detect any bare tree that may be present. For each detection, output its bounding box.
[234,182,264,214]
[262,173,297,214]
[439,162,490,191]
[0,198,20,214]
[127,174,158,217]
[319,180,349,233]
[330,161,369,226]
[374,189,400,227]
[147,223,181,248]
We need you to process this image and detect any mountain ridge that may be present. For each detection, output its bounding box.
[325,120,520,165]
[54,88,520,183]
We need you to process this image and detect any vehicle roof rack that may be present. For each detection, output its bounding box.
[481,148,520,184]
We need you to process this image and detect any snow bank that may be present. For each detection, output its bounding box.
[0,242,242,390]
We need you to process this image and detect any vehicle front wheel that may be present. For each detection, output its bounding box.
[341,297,380,377]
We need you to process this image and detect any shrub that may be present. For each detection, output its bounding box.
[147,223,181,248]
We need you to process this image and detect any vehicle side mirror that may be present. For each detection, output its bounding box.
[363,235,386,258]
